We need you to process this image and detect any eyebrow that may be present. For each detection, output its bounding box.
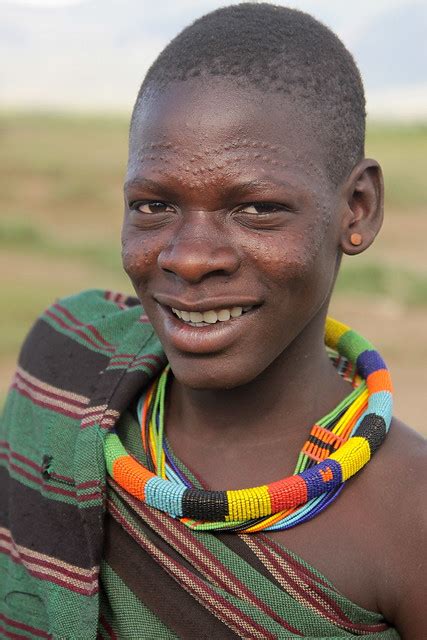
[227,178,297,196]
[124,177,168,192]
[124,176,297,197]
[124,177,184,203]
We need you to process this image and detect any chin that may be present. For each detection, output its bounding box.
[167,355,261,391]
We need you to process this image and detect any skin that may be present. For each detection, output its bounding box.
[123,78,427,638]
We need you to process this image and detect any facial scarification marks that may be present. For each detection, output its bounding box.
[137,139,282,155]
[130,136,330,195]
[307,158,328,185]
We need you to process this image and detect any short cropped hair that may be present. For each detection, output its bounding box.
[132,3,366,185]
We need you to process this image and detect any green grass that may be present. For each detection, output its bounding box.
[366,122,427,210]
[0,217,122,270]
[336,262,427,307]
[0,112,127,244]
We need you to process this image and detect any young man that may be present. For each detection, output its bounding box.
[1,4,426,639]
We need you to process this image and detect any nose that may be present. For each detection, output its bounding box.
[157,212,241,283]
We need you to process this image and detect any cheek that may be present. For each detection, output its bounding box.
[121,227,161,287]
[252,222,335,305]
[258,233,325,282]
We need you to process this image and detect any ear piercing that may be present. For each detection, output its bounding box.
[350,233,362,246]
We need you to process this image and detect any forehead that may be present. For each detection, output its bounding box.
[128,79,329,190]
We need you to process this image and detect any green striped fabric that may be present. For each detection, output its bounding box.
[0,289,166,639]
[0,289,400,639]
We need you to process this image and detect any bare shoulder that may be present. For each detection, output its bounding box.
[360,416,427,547]
[366,418,427,637]
[375,417,427,507]
[377,417,427,485]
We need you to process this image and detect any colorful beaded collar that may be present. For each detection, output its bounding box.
[104,317,393,532]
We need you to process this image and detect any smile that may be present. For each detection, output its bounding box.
[155,299,262,354]
[170,306,253,327]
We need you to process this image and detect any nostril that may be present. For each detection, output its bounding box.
[158,242,240,283]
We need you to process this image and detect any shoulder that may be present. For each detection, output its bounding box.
[36,287,143,337]
[374,417,427,515]
[374,417,427,494]
[378,418,427,550]
[3,287,152,429]
[363,418,427,635]
[18,288,145,370]
[1,288,156,475]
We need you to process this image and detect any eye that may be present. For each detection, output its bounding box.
[231,201,294,230]
[130,201,176,215]
[235,202,290,215]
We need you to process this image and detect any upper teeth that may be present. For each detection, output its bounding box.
[171,306,252,324]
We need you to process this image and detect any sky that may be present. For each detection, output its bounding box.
[1,0,426,118]
[0,0,411,21]
[0,0,413,28]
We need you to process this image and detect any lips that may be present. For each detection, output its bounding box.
[155,293,261,313]
[154,297,262,354]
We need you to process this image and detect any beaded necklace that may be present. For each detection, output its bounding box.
[104,317,393,532]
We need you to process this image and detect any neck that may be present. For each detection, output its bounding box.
[167,311,352,449]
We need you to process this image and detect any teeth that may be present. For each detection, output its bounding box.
[203,310,218,324]
[171,305,251,325]
[230,306,243,317]
[217,309,231,321]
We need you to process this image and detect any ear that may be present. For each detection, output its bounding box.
[339,158,384,256]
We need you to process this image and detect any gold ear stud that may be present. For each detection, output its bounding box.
[350,233,363,246]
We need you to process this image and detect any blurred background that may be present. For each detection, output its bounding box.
[1,0,426,434]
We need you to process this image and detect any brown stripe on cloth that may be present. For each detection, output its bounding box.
[215,532,282,585]
[0,526,98,596]
[18,318,110,394]
[0,469,100,569]
[103,512,240,640]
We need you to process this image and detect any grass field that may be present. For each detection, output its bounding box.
[1,112,426,433]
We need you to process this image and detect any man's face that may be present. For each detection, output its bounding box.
[122,80,343,389]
